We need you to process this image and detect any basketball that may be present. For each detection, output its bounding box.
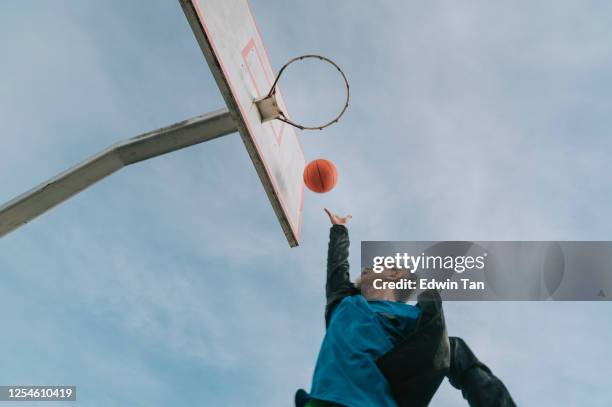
[303,159,338,193]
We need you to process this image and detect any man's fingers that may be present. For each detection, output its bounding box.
[340,214,352,223]
[324,208,352,225]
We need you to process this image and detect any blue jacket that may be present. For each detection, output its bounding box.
[325,225,450,407]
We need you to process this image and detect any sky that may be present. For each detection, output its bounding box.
[1,0,612,406]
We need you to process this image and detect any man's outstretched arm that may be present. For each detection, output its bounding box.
[323,208,358,327]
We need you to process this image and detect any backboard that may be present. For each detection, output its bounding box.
[179,0,305,247]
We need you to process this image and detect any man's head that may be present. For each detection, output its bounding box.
[356,266,415,302]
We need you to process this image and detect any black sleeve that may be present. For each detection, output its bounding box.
[324,224,358,327]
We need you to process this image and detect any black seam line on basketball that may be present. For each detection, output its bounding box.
[306,165,314,189]
[315,161,325,191]
[309,163,320,191]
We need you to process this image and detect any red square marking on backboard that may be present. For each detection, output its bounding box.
[241,38,286,146]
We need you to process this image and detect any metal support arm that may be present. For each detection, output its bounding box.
[0,108,237,238]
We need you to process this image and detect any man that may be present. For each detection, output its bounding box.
[296,209,516,407]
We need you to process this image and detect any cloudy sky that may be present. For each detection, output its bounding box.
[1,1,612,405]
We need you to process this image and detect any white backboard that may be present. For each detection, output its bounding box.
[180,0,305,247]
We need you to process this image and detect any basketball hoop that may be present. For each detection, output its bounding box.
[254,55,350,130]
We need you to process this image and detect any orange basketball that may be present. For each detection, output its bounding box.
[303,159,338,193]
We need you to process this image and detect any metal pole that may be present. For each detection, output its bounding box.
[0,108,237,238]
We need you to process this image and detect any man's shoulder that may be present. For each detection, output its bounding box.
[329,295,369,319]
[337,294,366,307]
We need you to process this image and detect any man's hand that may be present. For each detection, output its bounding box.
[324,208,352,225]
